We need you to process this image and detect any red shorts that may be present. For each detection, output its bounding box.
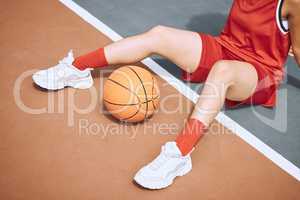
[182,33,277,108]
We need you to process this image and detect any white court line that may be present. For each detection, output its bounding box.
[59,0,300,181]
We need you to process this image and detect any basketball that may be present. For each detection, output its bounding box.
[103,65,160,123]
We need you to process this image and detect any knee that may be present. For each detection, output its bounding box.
[148,25,168,36]
[210,61,235,82]
[144,25,169,51]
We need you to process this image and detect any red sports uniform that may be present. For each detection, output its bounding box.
[182,0,291,107]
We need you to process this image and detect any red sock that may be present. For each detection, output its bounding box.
[176,118,207,156]
[72,48,108,70]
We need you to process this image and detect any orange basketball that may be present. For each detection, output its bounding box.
[103,65,160,123]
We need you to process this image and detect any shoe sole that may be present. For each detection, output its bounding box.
[134,160,192,190]
[33,75,93,90]
[67,75,94,89]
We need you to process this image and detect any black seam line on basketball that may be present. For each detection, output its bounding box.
[104,96,159,106]
[107,76,142,121]
[107,78,141,104]
[127,67,149,119]
[121,104,141,121]
[151,76,156,110]
[120,99,143,121]
[106,78,142,121]
[112,94,160,122]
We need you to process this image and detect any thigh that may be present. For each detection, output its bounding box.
[225,60,258,101]
[151,26,202,73]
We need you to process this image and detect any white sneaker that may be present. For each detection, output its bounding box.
[32,50,93,90]
[134,142,192,189]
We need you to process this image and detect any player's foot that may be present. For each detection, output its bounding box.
[32,50,93,90]
[134,141,192,189]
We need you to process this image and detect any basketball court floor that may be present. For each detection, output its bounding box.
[0,0,299,199]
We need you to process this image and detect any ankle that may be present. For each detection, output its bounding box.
[175,118,207,156]
[72,48,108,70]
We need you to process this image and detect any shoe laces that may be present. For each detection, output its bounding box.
[59,51,73,64]
[53,62,68,78]
[54,51,74,77]
[149,147,172,170]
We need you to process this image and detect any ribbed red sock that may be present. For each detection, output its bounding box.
[176,118,207,156]
[72,48,108,70]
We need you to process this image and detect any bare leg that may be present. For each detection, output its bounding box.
[133,60,258,189]
[105,27,258,126]
[191,60,258,126]
[105,25,202,73]
[129,30,260,190]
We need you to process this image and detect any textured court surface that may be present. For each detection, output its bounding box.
[73,0,300,167]
[0,0,299,199]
